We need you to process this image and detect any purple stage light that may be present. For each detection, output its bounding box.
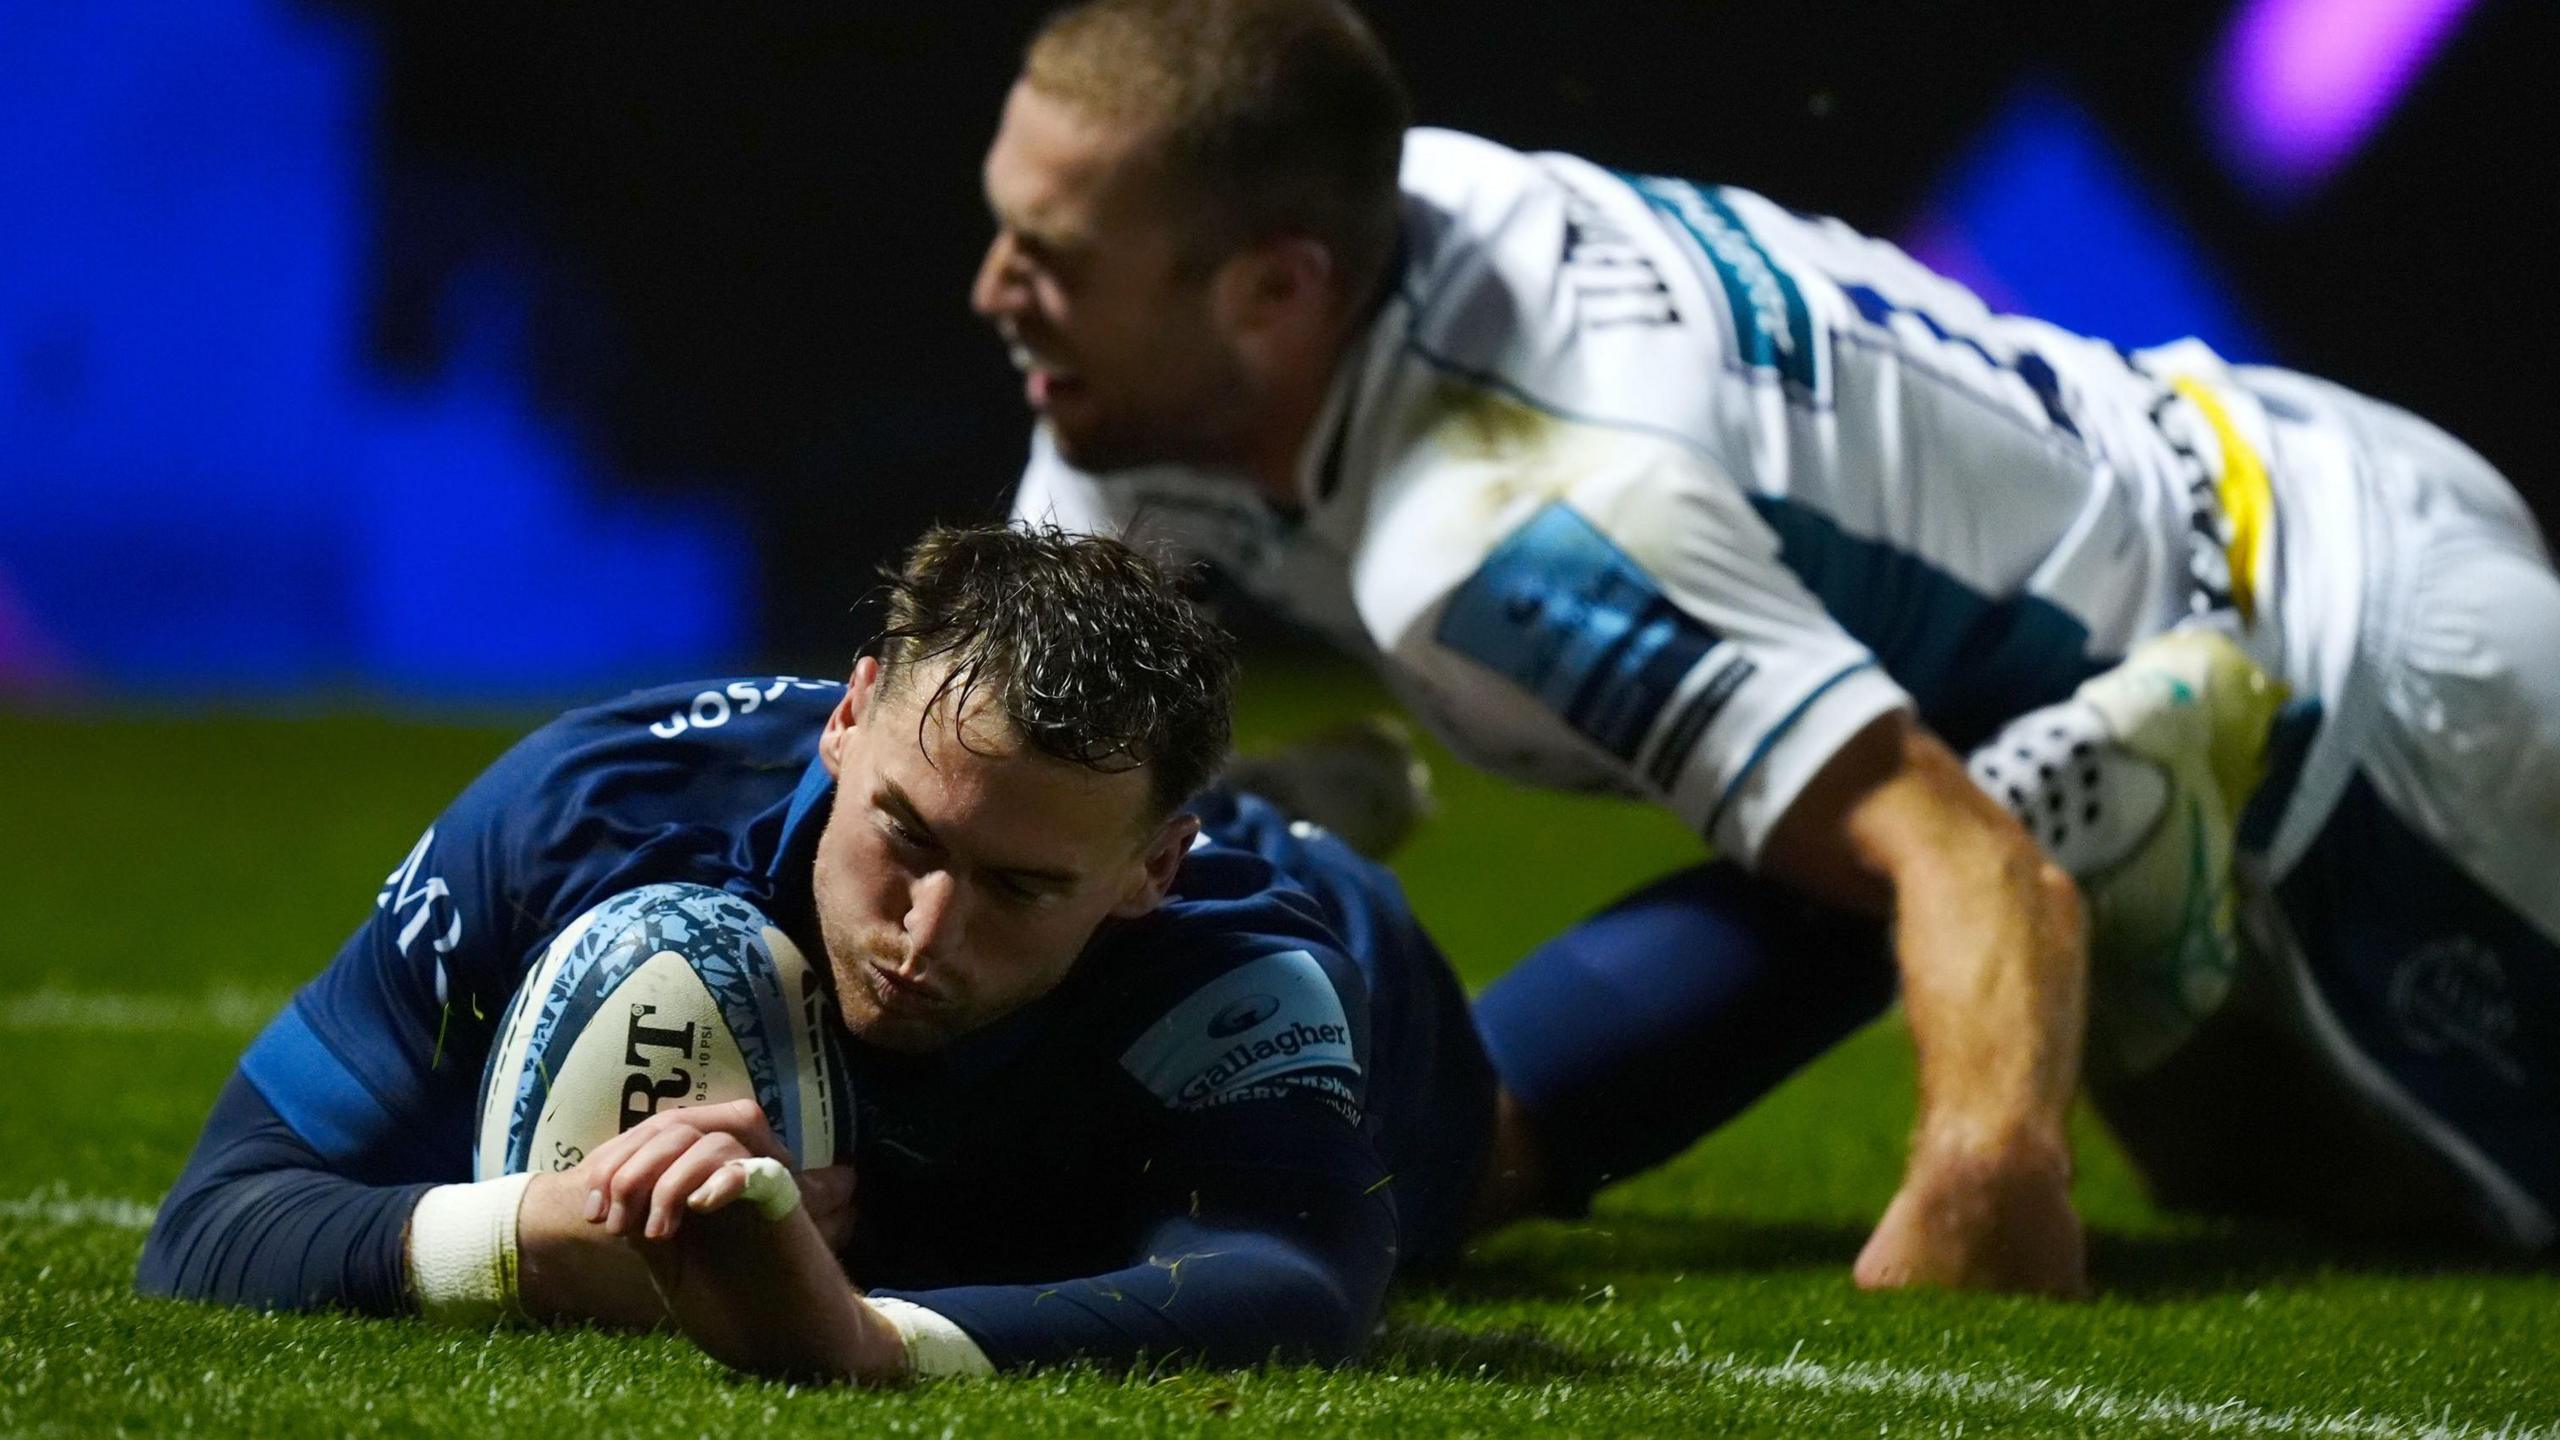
[2211,0,2478,198]
[0,570,72,693]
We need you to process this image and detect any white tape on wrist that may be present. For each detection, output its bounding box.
[407,1172,534,1327]
[728,1156,800,1221]
[864,1297,996,1379]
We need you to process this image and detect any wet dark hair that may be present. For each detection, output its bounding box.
[871,523,1238,822]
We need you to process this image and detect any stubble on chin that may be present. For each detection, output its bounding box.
[1048,392,1240,477]
[1046,422,1151,477]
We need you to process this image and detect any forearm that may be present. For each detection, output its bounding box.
[1769,716,2090,1162]
[1891,830,2086,1168]
[146,1081,681,1330]
[1864,745,2090,1294]
[1860,835,2089,1295]
[647,1211,1382,1383]
[137,1071,429,1314]
[1763,712,2091,1292]
[511,1171,669,1330]
[876,1211,1391,1373]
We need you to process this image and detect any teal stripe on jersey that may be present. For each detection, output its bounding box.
[1748,497,2106,749]
[241,1002,400,1162]
[1435,502,1722,765]
[1628,176,1820,395]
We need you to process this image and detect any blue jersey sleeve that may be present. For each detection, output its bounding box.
[869,1089,1398,1370]
[868,921,1401,1371]
[135,726,553,1308]
[135,1071,432,1312]
[237,736,554,1183]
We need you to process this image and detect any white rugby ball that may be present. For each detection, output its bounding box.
[474,883,852,1179]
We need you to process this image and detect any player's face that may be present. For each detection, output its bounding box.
[808,656,1194,1053]
[972,80,1254,472]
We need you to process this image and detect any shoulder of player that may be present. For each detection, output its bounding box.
[1103,935,1367,1119]
[1366,140,1725,498]
[1095,838,1354,1002]
[1066,845,1367,1092]
[509,675,844,771]
[584,674,844,735]
[438,675,841,869]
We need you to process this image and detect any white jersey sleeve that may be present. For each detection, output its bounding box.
[1341,400,1911,865]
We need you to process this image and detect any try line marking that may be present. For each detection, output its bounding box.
[1,986,283,1034]
[1676,1343,2556,1440]
[7,1183,2546,1440]
[2,1185,156,1231]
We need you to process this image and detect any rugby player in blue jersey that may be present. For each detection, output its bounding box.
[976,0,2560,1295]
[140,525,1527,1382]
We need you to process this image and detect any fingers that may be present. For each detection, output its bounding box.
[644,1134,755,1239]
[687,1159,750,1215]
[575,1100,814,1243]
[1852,1171,2088,1297]
[701,1097,794,1166]
[575,1113,674,1211]
[601,1124,704,1236]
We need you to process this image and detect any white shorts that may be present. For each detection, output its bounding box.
[2241,369,2560,1248]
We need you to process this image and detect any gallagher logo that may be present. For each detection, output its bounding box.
[1209,993,1281,1038]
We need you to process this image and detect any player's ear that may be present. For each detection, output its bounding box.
[1112,810,1199,919]
[1218,236,1334,335]
[820,658,885,778]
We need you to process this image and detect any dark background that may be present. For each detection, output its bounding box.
[4,0,2551,699]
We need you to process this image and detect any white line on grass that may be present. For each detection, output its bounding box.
[1,987,282,1034]
[6,1193,2553,1440]
[4,1185,2545,1440]
[1672,1342,2555,1440]
[0,1185,157,1231]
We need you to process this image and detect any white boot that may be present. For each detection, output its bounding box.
[1970,629,2288,1075]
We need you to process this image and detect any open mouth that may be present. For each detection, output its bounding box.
[1003,334,1083,410]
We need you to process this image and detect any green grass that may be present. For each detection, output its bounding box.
[4,664,2556,1437]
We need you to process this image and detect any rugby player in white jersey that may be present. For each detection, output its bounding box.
[974,0,2560,1294]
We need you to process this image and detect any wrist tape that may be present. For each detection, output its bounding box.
[407,1172,535,1327]
[864,1297,996,1378]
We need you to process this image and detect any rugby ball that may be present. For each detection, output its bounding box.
[473,882,853,1179]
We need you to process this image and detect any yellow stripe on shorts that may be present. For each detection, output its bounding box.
[2171,377,2274,627]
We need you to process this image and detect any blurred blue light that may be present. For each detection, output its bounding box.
[1905,84,2270,363]
[0,0,747,702]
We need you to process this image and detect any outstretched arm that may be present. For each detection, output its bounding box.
[1763,708,2089,1296]
[593,1097,1397,1382]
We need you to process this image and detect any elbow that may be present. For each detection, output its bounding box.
[1307,1282,1377,1368]
[133,1190,208,1302]
[1271,1251,1382,1368]
[1197,1243,1381,1368]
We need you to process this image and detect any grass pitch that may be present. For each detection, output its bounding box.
[4,664,2556,1437]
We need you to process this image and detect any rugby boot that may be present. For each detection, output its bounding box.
[1968,629,2289,1075]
